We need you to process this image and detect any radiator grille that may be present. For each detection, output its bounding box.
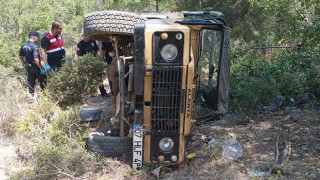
[151,66,182,135]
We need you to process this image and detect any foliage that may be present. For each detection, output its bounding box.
[0,0,318,179]
[12,95,96,179]
[248,0,320,48]
[34,144,93,178]
[45,54,106,108]
[0,65,28,134]
[230,49,320,113]
[9,53,108,179]
[14,97,85,146]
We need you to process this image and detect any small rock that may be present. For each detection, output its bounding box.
[263,137,273,141]
[228,133,237,138]
[283,115,293,121]
[285,107,297,112]
[161,173,172,179]
[282,168,289,174]
[292,160,300,165]
[247,132,256,138]
[293,172,301,176]
[247,170,268,177]
[310,166,317,171]
[315,145,320,150]
[294,130,301,134]
[256,114,264,118]
[309,173,318,179]
[226,114,232,119]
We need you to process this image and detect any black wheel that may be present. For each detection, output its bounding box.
[83,11,146,41]
[87,130,132,158]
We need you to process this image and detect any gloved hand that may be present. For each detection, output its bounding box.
[40,67,45,74]
[44,63,52,71]
[64,59,69,65]
[22,62,30,68]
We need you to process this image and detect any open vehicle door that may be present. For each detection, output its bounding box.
[176,11,231,122]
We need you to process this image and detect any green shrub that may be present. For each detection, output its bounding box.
[12,95,94,179]
[45,54,106,108]
[0,65,28,134]
[230,50,320,113]
[11,53,109,179]
[34,143,93,178]
[14,97,86,145]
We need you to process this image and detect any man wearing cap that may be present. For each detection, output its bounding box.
[41,22,66,71]
[76,33,109,97]
[18,31,46,97]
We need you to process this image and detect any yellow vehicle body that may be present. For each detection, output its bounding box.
[83,11,230,167]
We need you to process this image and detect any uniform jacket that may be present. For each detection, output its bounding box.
[77,39,98,56]
[19,41,40,64]
[42,32,65,60]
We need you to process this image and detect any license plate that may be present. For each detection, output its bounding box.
[133,125,143,168]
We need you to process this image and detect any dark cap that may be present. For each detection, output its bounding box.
[28,31,39,38]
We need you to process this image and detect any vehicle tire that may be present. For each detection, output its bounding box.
[87,130,132,158]
[83,11,146,41]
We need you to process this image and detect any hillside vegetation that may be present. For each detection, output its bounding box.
[0,0,319,179]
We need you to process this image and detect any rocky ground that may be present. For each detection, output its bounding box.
[164,108,320,180]
[80,95,320,180]
[1,93,319,179]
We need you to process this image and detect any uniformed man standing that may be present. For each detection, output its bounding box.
[76,33,109,97]
[41,22,66,71]
[18,31,46,97]
[77,33,99,57]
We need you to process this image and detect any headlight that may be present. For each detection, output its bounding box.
[160,44,178,62]
[159,137,174,152]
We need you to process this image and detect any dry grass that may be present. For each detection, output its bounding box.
[0,66,30,135]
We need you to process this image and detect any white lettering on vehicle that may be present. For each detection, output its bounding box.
[133,125,143,168]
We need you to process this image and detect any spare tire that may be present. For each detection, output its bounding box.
[83,11,147,41]
[87,129,132,158]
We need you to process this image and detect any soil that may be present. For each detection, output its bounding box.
[0,133,26,180]
[80,94,320,180]
[163,108,320,180]
[1,92,319,179]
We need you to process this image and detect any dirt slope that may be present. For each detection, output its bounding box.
[161,108,320,179]
[1,93,319,179]
[83,94,320,179]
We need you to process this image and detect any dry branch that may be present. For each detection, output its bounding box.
[50,163,78,179]
[266,135,280,177]
[282,132,292,167]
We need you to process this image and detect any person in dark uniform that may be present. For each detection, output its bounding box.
[41,22,66,71]
[76,33,109,97]
[101,41,114,95]
[18,31,46,97]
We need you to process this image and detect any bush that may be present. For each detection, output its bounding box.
[0,65,28,134]
[10,54,109,179]
[34,143,94,178]
[14,96,86,144]
[45,54,106,108]
[12,96,95,179]
[230,50,320,113]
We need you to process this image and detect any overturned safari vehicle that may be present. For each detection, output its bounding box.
[83,11,231,168]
